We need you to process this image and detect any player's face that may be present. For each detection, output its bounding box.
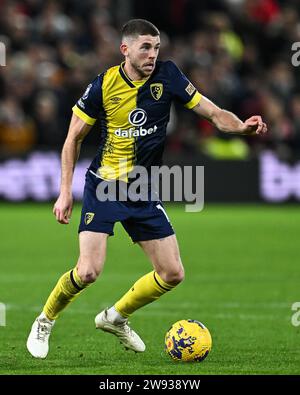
[123,35,160,78]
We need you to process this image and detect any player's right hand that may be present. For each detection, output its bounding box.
[53,193,73,224]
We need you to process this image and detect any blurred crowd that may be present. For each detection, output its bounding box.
[1,0,300,160]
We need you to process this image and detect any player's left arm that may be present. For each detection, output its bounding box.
[192,96,267,136]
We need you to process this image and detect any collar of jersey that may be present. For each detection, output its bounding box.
[119,62,151,88]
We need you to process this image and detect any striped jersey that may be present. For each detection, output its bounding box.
[73,60,202,181]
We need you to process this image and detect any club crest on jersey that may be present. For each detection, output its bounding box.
[84,212,95,225]
[150,83,163,100]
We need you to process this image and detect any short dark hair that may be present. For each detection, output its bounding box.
[122,19,160,39]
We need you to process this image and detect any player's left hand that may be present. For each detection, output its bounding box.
[241,116,268,136]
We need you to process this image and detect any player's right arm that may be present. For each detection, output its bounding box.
[53,74,103,224]
[53,115,92,224]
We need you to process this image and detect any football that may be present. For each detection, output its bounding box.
[165,319,212,362]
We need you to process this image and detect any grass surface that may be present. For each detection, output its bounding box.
[0,203,299,375]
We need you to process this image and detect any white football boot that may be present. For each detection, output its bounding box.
[26,315,55,359]
[95,309,145,353]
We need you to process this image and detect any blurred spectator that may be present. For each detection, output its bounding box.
[260,89,294,159]
[268,61,295,100]
[245,0,280,25]
[33,90,63,148]
[290,93,300,149]
[0,0,300,160]
[0,96,36,154]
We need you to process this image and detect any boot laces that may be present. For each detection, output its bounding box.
[117,321,132,335]
[36,321,51,342]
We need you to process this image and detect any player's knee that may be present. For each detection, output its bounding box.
[161,266,185,285]
[170,268,185,285]
[76,254,105,284]
[76,265,101,284]
[77,269,99,284]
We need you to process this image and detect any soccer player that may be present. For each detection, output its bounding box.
[27,19,267,358]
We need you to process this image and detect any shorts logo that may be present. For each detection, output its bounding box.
[84,212,95,225]
[150,83,163,100]
[185,82,196,96]
[128,108,147,126]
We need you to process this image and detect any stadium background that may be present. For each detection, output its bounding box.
[0,0,299,375]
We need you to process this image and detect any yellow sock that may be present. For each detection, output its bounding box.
[114,271,176,318]
[43,267,89,320]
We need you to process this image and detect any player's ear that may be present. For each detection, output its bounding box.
[120,43,129,56]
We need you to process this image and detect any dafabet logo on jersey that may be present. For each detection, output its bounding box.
[114,108,158,138]
[85,212,95,225]
[150,83,163,100]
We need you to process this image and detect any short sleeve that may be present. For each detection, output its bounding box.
[167,61,202,109]
[72,74,104,125]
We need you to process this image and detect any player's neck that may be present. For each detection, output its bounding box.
[123,61,149,82]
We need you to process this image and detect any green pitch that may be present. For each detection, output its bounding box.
[0,203,299,375]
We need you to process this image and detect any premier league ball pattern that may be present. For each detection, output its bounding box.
[165,319,212,362]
